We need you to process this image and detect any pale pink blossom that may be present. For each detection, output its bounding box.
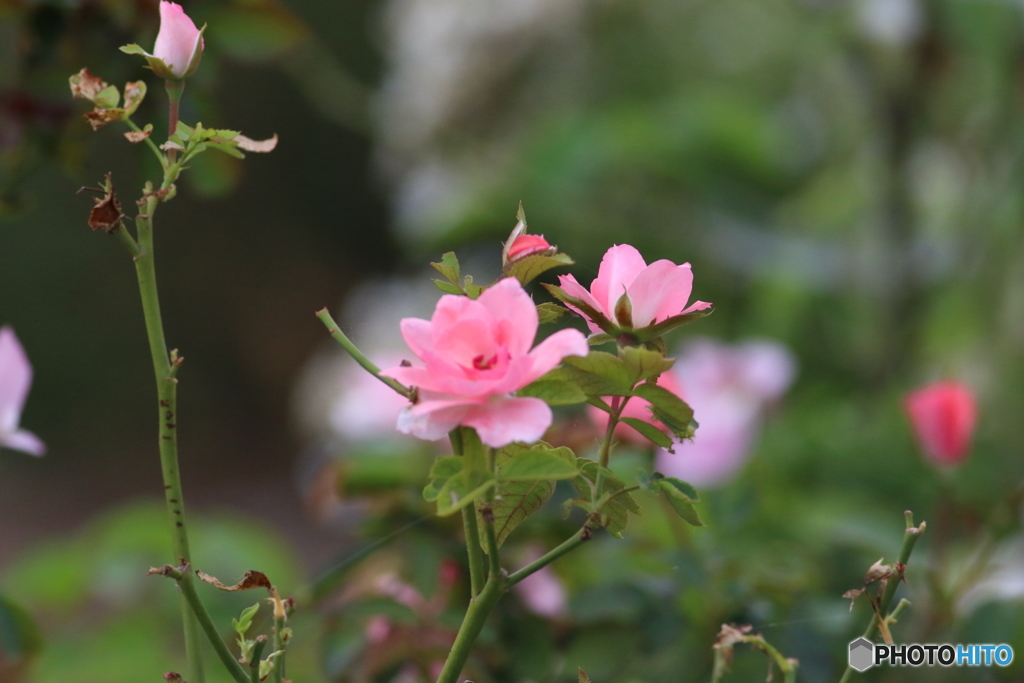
[513,563,567,618]
[153,2,204,79]
[587,371,685,445]
[904,380,976,467]
[655,339,795,487]
[381,278,588,447]
[558,244,711,333]
[0,326,45,456]
[330,353,413,442]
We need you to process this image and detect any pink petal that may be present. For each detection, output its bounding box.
[0,327,32,433]
[627,261,694,328]
[476,278,538,357]
[463,396,552,448]
[507,234,552,260]
[2,429,46,456]
[154,2,203,78]
[904,381,976,466]
[395,399,470,441]
[398,318,435,359]
[591,245,647,317]
[556,275,606,334]
[524,328,589,383]
[514,565,567,618]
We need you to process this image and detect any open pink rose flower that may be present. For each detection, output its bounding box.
[0,326,45,456]
[558,244,711,333]
[381,278,589,448]
[904,380,977,467]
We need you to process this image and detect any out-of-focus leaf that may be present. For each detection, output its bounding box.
[0,594,43,662]
[536,302,567,324]
[496,442,578,481]
[518,377,588,405]
[205,5,308,62]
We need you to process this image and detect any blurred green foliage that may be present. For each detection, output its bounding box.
[3,0,1024,681]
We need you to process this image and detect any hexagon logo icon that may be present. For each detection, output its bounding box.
[849,637,875,672]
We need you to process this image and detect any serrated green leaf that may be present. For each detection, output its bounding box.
[541,283,617,334]
[636,306,714,341]
[175,121,194,140]
[432,279,464,295]
[435,471,495,516]
[497,443,578,481]
[430,252,460,284]
[619,345,674,385]
[478,479,555,550]
[553,352,635,396]
[506,252,574,285]
[536,302,566,324]
[632,383,695,439]
[518,377,588,405]
[119,44,146,55]
[653,475,703,526]
[233,602,260,635]
[94,84,120,109]
[422,456,463,502]
[571,461,640,538]
[619,417,674,448]
[207,140,246,159]
[463,276,482,299]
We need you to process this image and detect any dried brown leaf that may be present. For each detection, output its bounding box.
[84,107,125,131]
[234,133,278,153]
[87,182,123,233]
[69,68,108,101]
[196,569,273,592]
[124,129,152,143]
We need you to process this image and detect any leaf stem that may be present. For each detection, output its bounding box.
[505,523,596,587]
[594,396,628,498]
[434,574,504,683]
[315,308,414,399]
[172,570,250,683]
[125,116,166,169]
[450,430,485,597]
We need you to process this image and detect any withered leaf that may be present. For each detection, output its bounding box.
[88,186,123,233]
[160,140,185,151]
[124,127,152,143]
[196,569,273,592]
[123,80,147,115]
[84,108,125,131]
[234,133,278,153]
[842,588,864,611]
[863,557,892,585]
[69,68,109,102]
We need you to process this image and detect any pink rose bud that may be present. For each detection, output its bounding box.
[381,278,589,448]
[154,2,204,79]
[0,326,46,456]
[557,244,711,333]
[122,2,205,80]
[904,380,977,467]
[507,234,553,261]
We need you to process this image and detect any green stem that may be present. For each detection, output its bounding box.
[249,637,267,683]
[434,575,504,683]
[112,223,141,258]
[134,195,205,683]
[165,79,183,164]
[124,116,166,169]
[838,511,926,683]
[505,523,596,587]
[315,308,414,399]
[270,616,286,683]
[594,396,628,498]
[449,430,485,597]
[173,571,250,683]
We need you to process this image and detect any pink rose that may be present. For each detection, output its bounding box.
[381,278,589,448]
[587,371,685,445]
[904,380,977,467]
[153,2,204,80]
[0,326,45,456]
[557,244,711,334]
[655,339,795,487]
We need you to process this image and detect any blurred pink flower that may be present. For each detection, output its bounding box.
[587,371,685,445]
[558,244,710,333]
[330,353,412,441]
[655,339,795,487]
[153,2,204,79]
[381,278,588,447]
[513,563,567,619]
[904,380,976,467]
[0,326,45,456]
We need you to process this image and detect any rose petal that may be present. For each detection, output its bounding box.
[463,396,552,448]
[591,244,647,317]
[476,278,538,357]
[524,328,589,383]
[0,327,31,433]
[627,261,694,328]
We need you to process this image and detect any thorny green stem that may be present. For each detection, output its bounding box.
[270,615,287,683]
[164,566,249,683]
[249,637,267,683]
[133,193,205,682]
[435,573,504,683]
[837,511,926,683]
[315,308,415,399]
